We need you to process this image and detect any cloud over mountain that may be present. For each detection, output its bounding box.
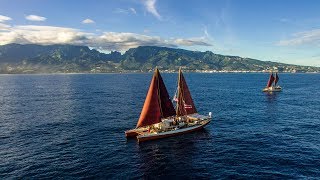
[0,25,212,51]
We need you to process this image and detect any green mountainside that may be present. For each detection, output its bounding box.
[0,44,318,73]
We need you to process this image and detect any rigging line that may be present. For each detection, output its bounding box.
[176,69,181,115]
[173,87,178,109]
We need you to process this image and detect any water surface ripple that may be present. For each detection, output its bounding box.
[0,73,319,178]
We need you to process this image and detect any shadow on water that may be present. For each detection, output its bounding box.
[135,128,211,178]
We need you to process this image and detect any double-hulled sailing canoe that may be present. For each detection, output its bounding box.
[125,68,211,142]
[262,72,282,92]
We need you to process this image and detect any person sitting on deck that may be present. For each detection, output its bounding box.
[173,119,177,126]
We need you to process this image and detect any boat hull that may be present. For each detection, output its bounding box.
[262,86,282,92]
[125,127,148,137]
[137,119,211,142]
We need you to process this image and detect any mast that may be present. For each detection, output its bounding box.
[176,67,197,116]
[266,72,275,88]
[274,72,279,86]
[136,68,175,128]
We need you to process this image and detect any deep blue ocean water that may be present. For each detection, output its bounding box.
[0,73,319,179]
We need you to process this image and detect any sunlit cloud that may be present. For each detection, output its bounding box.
[25,15,47,21]
[142,0,161,20]
[0,25,89,45]
[82,18,95,24]
[0,25,212,51]
[93,32,211,51]
[94,32,173,51]
[0,15,12,22]
[278,29,320,46]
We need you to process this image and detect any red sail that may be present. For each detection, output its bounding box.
[136,68,176,128]
[157,70,176,118]
[274,73,279,86]
[266,73,275,87]
[176,68,197,116]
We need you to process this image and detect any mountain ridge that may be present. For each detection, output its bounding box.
[0,43,319,73]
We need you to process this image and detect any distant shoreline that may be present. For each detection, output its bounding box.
[0,71,319,75]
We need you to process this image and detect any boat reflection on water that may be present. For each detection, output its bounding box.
[136,129,211,178]
[263,90,280,118]
[264,91,278,103]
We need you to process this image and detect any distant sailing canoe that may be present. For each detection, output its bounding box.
[262,72,282,92]
[125,68,212,142]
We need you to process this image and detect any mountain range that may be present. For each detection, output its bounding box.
[0,43,319,73]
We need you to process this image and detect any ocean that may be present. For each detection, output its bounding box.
[0,73,319,179]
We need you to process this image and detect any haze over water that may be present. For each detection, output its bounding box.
[0,73,319,178]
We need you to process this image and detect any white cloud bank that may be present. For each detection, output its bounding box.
[25,15,47,21]
[82,18,95,24]
[0,23,11,30]
[142,0,161,20]
[0,15,12,22]
[0,25,212,51]
[278,29,320,46]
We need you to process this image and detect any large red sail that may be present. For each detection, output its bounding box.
[266,73,275,87]
[176,68,197,116]
[136,68,175,128]
[274,73,279,86]
[157,70,176,118]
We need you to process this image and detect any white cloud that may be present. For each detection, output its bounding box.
[130,8,137,14]
[144,29,150,33]
[94,32,211,51]
[278,29,320,46]
[174,38,212,46]
[25,15,47,21]
[0,23,11,30]
[114,8,137,15]
[82,18,95,24]
[0,25,89,45]
[279,18,289,23]
[114,8,127,14]
[0,15,12,22]
[0,25,212,51]
[142,0,161,20]
[204,26,210,38]
[95,32,172,51]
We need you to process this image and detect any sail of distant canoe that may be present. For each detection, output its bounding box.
[274,73,279,86]
[266,73,275,88]
[175,68,197,116]
[136,68,176,128]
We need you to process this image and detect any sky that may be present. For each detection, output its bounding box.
[0,0,320,66]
